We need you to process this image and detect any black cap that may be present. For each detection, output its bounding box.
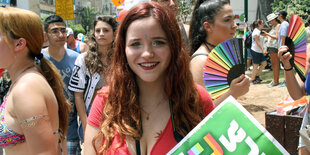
[276,10,287,18]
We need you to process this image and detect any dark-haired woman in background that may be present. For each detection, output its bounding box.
[189,0,250,107]
[250,19,268,84]
[68,15,118,142]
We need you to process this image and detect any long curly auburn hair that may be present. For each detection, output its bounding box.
[93,2,205,154]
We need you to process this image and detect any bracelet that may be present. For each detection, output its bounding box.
[284,66,293,71]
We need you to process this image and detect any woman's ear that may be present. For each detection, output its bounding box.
[203,21,212,33]
[13,38,27,53]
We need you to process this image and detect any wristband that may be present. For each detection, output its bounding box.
[284,66,293,71]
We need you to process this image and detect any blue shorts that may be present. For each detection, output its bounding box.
[247,49,252,59]
[250,50,266,64]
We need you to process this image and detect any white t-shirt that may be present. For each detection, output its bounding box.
[251,28,265,53]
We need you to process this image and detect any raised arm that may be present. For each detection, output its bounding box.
[278,46,305,100]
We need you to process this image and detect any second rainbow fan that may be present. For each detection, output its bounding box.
[203,38,244,100]
[285,14,307,81]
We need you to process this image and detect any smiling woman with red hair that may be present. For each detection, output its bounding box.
[84,2,214,155]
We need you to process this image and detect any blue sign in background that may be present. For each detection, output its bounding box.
[0,0,10,5]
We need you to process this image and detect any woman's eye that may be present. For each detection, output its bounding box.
[224,18,231,22]
[130,42,141,47]
[152,40,165,46]
[95,29,100,33]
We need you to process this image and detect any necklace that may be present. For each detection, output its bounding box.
[203,41,216,52]
[140,96,167,120]
[6,65,35,96]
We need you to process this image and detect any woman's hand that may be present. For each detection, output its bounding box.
[229,74,250,98]
[263,49,268,56]
[278,45,292,69]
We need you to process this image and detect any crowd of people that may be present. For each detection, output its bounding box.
[0,0,310,154]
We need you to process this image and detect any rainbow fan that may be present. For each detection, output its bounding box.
[285,14,307,81]
[203,38,244,100]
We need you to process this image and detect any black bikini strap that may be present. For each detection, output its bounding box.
[170,100,184,142]
[136,140,141,155]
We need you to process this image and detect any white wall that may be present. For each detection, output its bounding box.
[231,0,257,25]
[17,0,40,15]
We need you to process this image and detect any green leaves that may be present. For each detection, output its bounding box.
[177,0,194,23]
[271,0,310,24]
[75,6,100,34]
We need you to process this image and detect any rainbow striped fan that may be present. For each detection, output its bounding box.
[285,14,307,82]
[203,38,244,100]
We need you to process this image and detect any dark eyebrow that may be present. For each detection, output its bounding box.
[127,38,140,42]
[50,27,66,31]
[152,36,168,40]
[224,15,234,18]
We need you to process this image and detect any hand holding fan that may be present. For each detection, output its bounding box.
[203,38,244,100]
[284,14,307,81]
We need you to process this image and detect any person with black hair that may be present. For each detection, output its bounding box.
[42,14,81,154]
[188,0,250,106]
[250,19,268,84]
[277,10,289,87]
[68,15,118,143]
[277,10,289,48]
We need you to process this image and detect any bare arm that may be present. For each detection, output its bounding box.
[278,46,305,99]
[74,92,87,136]
[254,35,267,55]
[13,78,57,154]
[299,147,310,155]
[266,24,280,40]
[281,36,286,46]
[190,55,208,86]
[80,42,88,53]
[84,124,99,155]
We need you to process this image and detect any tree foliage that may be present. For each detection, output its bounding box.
[75,6,99,34]
[177,0,194,23]
[68,21,86,38]
[271,0,310,24]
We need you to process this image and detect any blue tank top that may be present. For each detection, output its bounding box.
[67,41,81,54]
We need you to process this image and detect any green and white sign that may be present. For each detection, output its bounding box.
[168,96,289,155]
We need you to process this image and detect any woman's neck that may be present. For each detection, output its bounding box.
[8,61,34,84]
[204,38,219,52]
[98,44,112,55]
[137,77,167,107]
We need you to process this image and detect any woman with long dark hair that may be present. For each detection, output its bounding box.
[189,0,250,106]
[69,15,118,141]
